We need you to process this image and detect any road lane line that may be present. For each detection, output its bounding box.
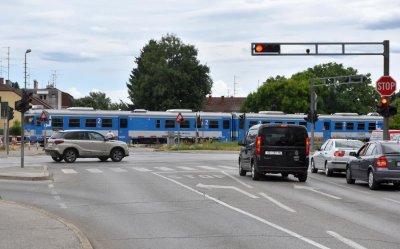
[198,166,217,170]
[294,185,342,200]
[221,171,253,189]
[86,169,103,173]
[177,166,196,171]
[308,175,370,195]
[383,197,400,205]
[61,169,78,174]
[259,193,296,213]
[153,172,330,249]
[327,231,367,249]
[154,167,174,171]
[196,183,259,198]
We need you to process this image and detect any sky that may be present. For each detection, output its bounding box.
[1,0,400,104]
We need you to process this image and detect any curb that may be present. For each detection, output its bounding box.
[0,200,93,249]
[0,166,52,181]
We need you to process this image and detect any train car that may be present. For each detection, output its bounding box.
[233,111,383,142]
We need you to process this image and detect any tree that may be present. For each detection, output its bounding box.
[127,34,213,111]
[9,120,21,136]
[241,63,379,114]
[72,92,112,110]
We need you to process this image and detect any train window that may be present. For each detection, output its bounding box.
[275,121,283,124]
[287,122,295,124]
[334,122,342,130]
[209,120,219,129]
[324,122,330,130]
[52,118,63,128]
[180,120,190,128]
[249,121,258,128]
[223,120,230,129]
[85,118,96,128]
[69,118,80,128]
[102,118,112,128]
[357,122,365,130]
[165,120,175,128]
[156,120,160,128]
[120,118,128,128]
[299,122,307,127]
[262,121,270,124]
[368,122,376,131]
[346,122,354,130]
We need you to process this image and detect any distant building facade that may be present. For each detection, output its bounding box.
[202,96,246,113]
[25,81,73,109]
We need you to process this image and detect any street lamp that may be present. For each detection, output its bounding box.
[24,49,31,89]
[21,48,31,168]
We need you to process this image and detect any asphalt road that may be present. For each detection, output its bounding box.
[1,148,400,249]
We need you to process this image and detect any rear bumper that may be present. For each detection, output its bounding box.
[374,169,400,182]
[255,164,308,174]
[327,161,347,171]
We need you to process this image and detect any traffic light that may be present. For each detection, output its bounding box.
[304,112,312,123]
[15,90,33,113]
[239,113,246,128]
[313,112,319,123]
[251,43,281,55]
[7,107,14,120]
[376,97,389,117]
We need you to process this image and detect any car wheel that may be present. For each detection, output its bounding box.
[346,166,355,184]
[52,156,63,162]
[281,173,289,178]
[110,148,124,162]
[99,157,109,162]
[251,162,261,181]
[325,163,333,177]
[311,159,318,173]
[238,158,246,176]
[298,172,307,182]
[368,170,380,190]
[63,149,77,163]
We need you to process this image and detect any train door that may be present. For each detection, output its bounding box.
[118,117,129,143]
[323,121,331,140]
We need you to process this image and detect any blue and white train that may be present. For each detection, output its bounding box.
[24,107,383,143]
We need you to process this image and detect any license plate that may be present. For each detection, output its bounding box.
[265,151,282,155]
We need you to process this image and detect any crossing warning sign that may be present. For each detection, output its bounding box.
[176,112,184,123]
[38,110,49,122]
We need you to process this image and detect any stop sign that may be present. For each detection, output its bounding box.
[376,76,396,96]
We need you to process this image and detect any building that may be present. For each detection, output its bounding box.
[0,78,52,131]
[26,81,73,109]
[202,95,246,113]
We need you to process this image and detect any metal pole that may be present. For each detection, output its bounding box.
[6,119,9,155]
[310,79,315,153]
[383,40,390,140]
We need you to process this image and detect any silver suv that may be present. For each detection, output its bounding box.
[45,130,129,163]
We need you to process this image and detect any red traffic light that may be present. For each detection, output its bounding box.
[380,97,388,106]
[252,43,281,55]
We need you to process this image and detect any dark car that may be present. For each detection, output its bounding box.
[346,140,400,190]
[238,124,309,182]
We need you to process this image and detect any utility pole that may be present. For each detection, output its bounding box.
[233,76,238,97]
[383,40,390,140]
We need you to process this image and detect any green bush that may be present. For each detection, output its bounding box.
[9,120,21,136]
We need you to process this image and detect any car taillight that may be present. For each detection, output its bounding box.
[306,137,309,155]
[376,156,387,168]
[334,150,345,157]
[54,139,64,145]
[256,136,261,155]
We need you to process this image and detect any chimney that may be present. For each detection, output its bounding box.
[0,77,4,85]
[34,80,38,90]
[221,95,225,103]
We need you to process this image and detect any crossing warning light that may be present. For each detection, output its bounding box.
[252,43,281,55]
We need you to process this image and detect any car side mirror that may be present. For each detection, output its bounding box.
[349,152,357,157]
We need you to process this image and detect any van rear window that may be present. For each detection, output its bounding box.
[262,127,307,146]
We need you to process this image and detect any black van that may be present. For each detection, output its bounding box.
[238,124,309,182]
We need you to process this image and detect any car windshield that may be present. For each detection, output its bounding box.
[336,140,364,149]
[50,132,64,139]
[381,143,400,154]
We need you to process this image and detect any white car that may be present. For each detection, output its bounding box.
[311,139,364,176]
[45,130,130,163]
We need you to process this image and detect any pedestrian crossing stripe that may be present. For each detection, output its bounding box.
[131,167,152,172]
[109,168,127,172]
[154,167,174,171]
[61,169,78,174]
[177,166,196,171]
[86,169,103,173]
[198,166,217,170]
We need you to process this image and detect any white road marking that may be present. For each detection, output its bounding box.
[219,166,236,170]
[327,231,367,249]
[212,175,225,179]
[153,172,330,249]
[197,166,217,170]
[59,203,67,209]
[50,190,58,195]
[221,171,253,189]
[48,184,54,188]
[61,169,78,174]
[196,183,259,199]
[110,168,127,173]
[131,167,152,172]
[86,169,103,173]
[54,196,61,200]
[294,185,342,200]
[177,166,196,171]
[383,197,400,205]
[259,192,296,213]
[154,167,174,171]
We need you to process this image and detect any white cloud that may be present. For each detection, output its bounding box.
[65,87,84,99]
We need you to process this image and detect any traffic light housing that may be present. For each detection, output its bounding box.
[239,113,246,128]
[15,90,33,113]
[7,107,14,121]
[313,112,319,123]
[304,112,312,123]
[376,97,389,117]
[251,43,281,55]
